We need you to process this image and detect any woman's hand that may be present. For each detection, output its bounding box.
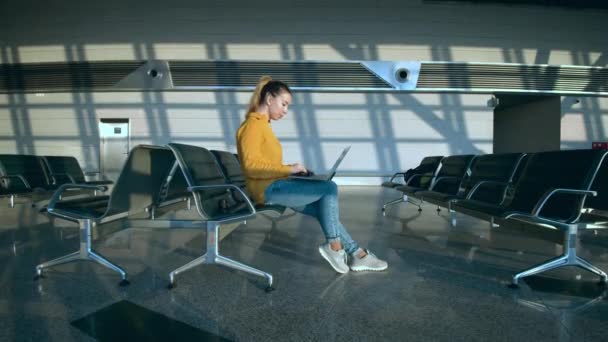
[289,163,307,174]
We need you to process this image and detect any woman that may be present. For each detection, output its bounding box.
[236,76,387,274]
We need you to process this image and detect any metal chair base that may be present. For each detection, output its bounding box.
[34,219,129,286]
[382,195,422,215]
[511,228,608,286]
[168,221,273,291]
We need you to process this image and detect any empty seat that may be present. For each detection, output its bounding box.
[35,145,177,286]
[382,155,443,189]
[167,143,276,291]
[388,154,475,212]
[381,156,443,212]
[452,149,608,286]
[418,153,526,209]
[0,154,52,191]
[42,156,113,186]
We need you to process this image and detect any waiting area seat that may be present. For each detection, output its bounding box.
[388,154,475,213]
[34,145,178,286]
[382,156,443,212]
[382,155,443,189]
[418,153,526,221]
[0,154,57,207]
[451,149,608,286]
[210,149,285,215]
[41,156,113,187]
[167,143,282,292]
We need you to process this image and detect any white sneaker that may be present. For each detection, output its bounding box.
[318,244,349,274]
[350,249,388,272]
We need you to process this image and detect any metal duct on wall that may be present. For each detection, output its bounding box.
[417,62,608,95]
[169,61,392,90]
[0,61,144,93]
[0,59,606,96]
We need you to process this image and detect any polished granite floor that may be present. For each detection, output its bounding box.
[2,186,608,341]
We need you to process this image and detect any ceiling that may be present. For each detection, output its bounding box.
[426,0,608,9]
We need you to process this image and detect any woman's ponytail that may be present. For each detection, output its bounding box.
[247,76,273,115]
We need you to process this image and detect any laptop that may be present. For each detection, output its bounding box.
[289,146,351,181]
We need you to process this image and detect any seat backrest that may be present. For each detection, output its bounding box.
[420,156,443,168]
[405,155,443,188]
[431,154,475,194]
[459,153,525,204]
[105,145,177,217]
[0,154,52,191]
[168,143,233,219]
[211,150,246,188]
[507,149,607,221]
[42,156,86,184]
[211,149,250,205]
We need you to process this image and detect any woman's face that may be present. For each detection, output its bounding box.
[267,91,292,121]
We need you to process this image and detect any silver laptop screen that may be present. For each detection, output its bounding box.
[328,146,351,174]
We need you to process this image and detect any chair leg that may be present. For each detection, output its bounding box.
[34,219,129,286]
[9,195,15,208]
[88,250,129,285]
[382,196,405,212]
[576,256,608,283]
[407,197,423,212]
[168,254,208,288]
[35,251,81,275]
[168,221,273,291]
[512,255,568,286]
[216,255,273,290]
[511,228,608,286]
[448,202,457,227]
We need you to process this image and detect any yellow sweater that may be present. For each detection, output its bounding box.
[236,112,292,204]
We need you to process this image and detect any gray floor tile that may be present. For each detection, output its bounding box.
[1,187,608,341]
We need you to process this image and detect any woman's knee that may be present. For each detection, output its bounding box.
[326,180,338,194]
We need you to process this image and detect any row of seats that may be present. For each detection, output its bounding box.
[383,150,608,287]
[0,154,112,206]
[35,143,283,292]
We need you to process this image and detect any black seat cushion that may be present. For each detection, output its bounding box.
[417,190,458,204]
[53,195,110,219]
[394,184,425,195]
[381,181,402,188]
[452,199,512,218]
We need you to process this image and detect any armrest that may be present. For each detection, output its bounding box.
[389,172,406,183]
[466,180,509,200]
[0,175,31,189]
[188,184,256,215]
[429,176,459,191]
[85,180,114,186]
[531,188,597,217]
[47,184,109,213]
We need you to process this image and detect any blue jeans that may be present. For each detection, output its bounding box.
[264,179,359,254]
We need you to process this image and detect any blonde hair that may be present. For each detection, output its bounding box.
[247,76,273,115]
